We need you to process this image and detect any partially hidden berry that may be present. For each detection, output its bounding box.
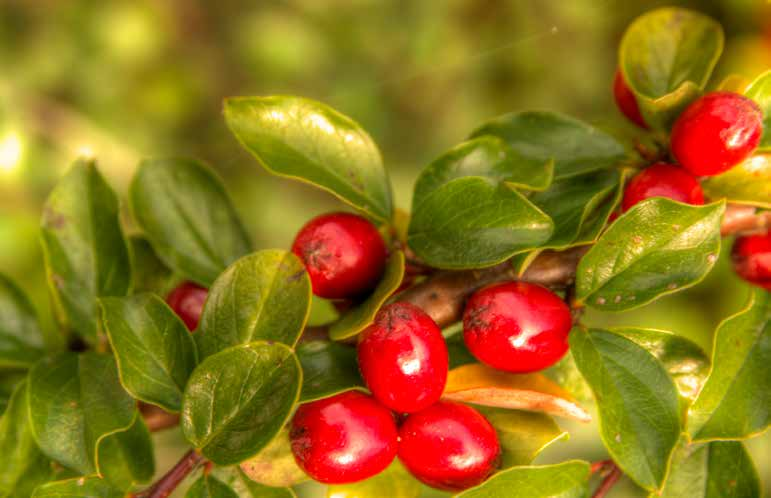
[613,69,647,128]
[732,232,771,290]
[166,281,208,331]
[621,162,704,212]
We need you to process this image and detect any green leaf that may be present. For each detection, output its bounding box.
[456,460,590,498]
[702,154,771,209]
[620,7,724,129]
[0,380,55,498]
[32,476,124,498]
[412,136,553,210]
[28,353,136,475]
[239,428,307,488]
[187,475,239,498]
[129,157,252,286]
[687,289,770,441]
[101,293,198,412]
[211,467,297,498]
[408,178,553,269]
[97,416,155,491]
[470,111,626,180]
[182,342,302,465]
[329,251,404,340]
[196,250,311,359]
[40,159,131,345]
[445,329,477,369]
[224,96,393,222]
[576,199,725,311]
[745,70,771,150]
[296,340,364,403]
[0,275,44,369]
[128,236,174,295]
[0,372,25,415]
[327,461,421,498]
[657,436,760,498]
[542,352,592,405]
[477,408,567,468]
[569,328,680,490]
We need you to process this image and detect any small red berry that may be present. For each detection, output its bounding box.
[289,391,398,484]
[292,212,387,299]
[398,401,500,491]
[166,281,208,331]
[621,162,704,212]
[731,232,771,290]
[358,302,448,413]
[613,69,647,128]
[463,282,572,373]
[671,92,763,176]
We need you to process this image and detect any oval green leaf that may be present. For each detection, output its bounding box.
[196,250,311,359]
[456,460,590,498]
[477,408,567,468]
[702,154,771,209]
[187,475,239,498]
[128,236,174,295]
[40,159,131,345]
[569,328,680,490]
[224,96,393,222]
[470,111,626,180]
[211,467,297,498]
[297,340,364,403]
[576,198,725,311]
[97,416,155,491]
[329,251,404,340]
[687,289,770,441]
[239,428,308,488]
[182,342,302,465]
[32,476,124,498]
[130,157,252,286]
[745,70,771,150]
[101,293,198,412]
[327,461,421,498]
[0,275,44,369]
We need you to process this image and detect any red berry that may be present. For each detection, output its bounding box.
[671,92,763,176]
[290,391,398,484]
[463,282,572,373]
[398,401,500,491]
[358,302,448,413]
[292,212,387,299]
[166,281,208,331]
[732,232,771,290]
[613,69,647,128]
[621,163,704,212]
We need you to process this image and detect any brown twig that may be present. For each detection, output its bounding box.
[132,449,205,498]
[591,463,622,498]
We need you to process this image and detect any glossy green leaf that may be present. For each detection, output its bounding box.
[687,289,770,441]
[196,250,311,359]
[225,96,393,221]
[620,7,724,129]
[329,251,404,340]
[40,159,131,345]
[32,476,124,498]
[327,461,421,498]
[657,437,760,498]
[28,353,136,475]
[702,154,771,209]
[0,381,54,498]
[543,351,592,405]
[745,70,771,150]
[569,329,680,490]
[130,157,252,286]
[239,428,307,488]
[0,275,44,369]
[97,416,155,491]
[187,475,239,498]
[576,199,725,311]
[412,136,553,210]
[456,460,590,498]
[296,340,364,403]
[211,467,297,498]
[182,342,302,465]
[101,293,198,412]
[128,236,174,294]
[470,111,626,180]
[477,408,567,468]
[408,178,553,269]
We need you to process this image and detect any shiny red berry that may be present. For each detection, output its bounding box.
[358,302,448,413]
[166,281,208,331]
[398,401,500,491]
[292,212,387,299]
[463,281,572,373]
[289,391,398,484]
[613,69,647,128]
[671,92,763,176]
[731,232,771,290]
[621,163,704,212]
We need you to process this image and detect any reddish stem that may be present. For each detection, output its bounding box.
[592,463,622,498]
[132,449,205,498]
[590,459,613,474]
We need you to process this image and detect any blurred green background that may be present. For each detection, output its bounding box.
[0,0,769,496]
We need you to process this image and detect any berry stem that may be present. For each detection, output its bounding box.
[132,449,205,498]
[591,463,622,498]
[590,459,613,474]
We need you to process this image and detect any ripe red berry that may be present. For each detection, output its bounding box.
[671,92,763,176]
[731,232,771,290]
[289,391,398,484]
[292,212,387,299]
[463,281,572,373]
[613,69,647,128]
[398,401,500,491]
[358,302,448,413]
[166,281,208,331]
[621,162,704,212]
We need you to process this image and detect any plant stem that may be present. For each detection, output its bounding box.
[591,463,622,498]
[140,403,181,432]
[132,449,205,498]
[590,459,613,474]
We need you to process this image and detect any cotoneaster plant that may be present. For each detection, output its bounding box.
[0,6,769,498]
